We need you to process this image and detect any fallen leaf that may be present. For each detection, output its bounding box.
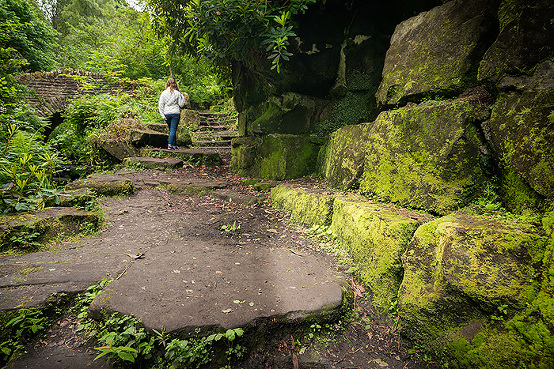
[124,253,145,260]
[267,229,278,233]
[222,309,232,314]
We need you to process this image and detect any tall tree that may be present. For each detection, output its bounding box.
[0,0,56,72]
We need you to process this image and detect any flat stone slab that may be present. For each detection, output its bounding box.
[1,178,346,336]
[65,174,134,196]
[89,240,344,332]
[124,156,183,169]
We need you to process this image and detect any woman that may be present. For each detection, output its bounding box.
[158,78,189,150]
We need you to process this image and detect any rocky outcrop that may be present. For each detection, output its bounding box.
[399,212,549,367]
[271,185,335,226]
[375,0,498,106]
[487,62,554,214]
[359,98,490,215]
[231,135,325,180]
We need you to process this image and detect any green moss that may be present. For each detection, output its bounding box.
[399,212,553,367]
[231,135,325,180]
[330,197,421,312]
[360,100,487,215]
[270,185,335,226]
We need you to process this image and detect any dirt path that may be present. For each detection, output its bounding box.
[2,165,432,369]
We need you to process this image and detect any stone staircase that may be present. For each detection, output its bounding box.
[193,111,238,150]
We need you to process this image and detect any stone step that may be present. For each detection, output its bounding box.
[142,148,223,167]
[194,139,233,147]
[124,156,183,169]
[195,132,238,140]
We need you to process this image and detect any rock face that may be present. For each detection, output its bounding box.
[487,63,554,214]
[231,135,325,180]
[478,0,554,83]
[399,213,549,366]
[375,0,498,106]
[319,123,373,190]
[359,99,489,215]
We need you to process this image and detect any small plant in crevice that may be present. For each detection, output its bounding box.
[8,225,42,252]
[221,221,240,232]
[490,304,509,322]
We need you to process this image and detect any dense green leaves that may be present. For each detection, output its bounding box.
[0,0,56,72]
[145,0,319,71]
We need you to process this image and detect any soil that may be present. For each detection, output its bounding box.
[3,160,437,369]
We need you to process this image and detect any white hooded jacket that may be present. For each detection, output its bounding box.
[158,88,187,118]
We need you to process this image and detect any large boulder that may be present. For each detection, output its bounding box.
[230,135,325,180]
[359,98,489,215]
[330,196,423,311]
[488,63,554,214]
[478,0,554,83]
[318,123,373,190]
[376,0,498,106]
[398,213,548,365]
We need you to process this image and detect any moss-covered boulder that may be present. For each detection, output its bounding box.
[376,0,498,106]
[231,135,326,180]
[398,213,548,365]
[0,207,99,251]
[488,85,554,214]
[239,93,331,136]
[98,140,139,162]
[359,99,488,215]
[330,196,423,311]
[271,185,335,226]
[65,174,134,196]
[318,123,373,190]
[478,0,554,83]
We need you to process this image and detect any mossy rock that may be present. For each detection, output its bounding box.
[359,99,488,215]
[478,0,554,83]
[270,185,335,226]
[0,207,99,251]
[98,140,139,162]
[242,93,331,135]
[442,211,554,368]
[318,123,373,190]
[65,174,134,197]
[329,196,422,311]
[488,89,554,214]
[398,212,548,363]
[56,188,96,208]
[231,135,326,180]
[376,0,498,105]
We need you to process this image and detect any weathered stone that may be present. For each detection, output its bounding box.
[376,0,498,106]
[497,60,554,93]
[98,140,139,161]
[123,157,183,170]
[141,148,223,167]
[0,207,99,251]
[445,210,554,369]
[271,185,335,226]
[65,174,134,196]
[56,188,96,208]
[478,0,554,83]
[488,88,554,213]
[318,123,373,190]
[240,93,331,136]
[129,129,168,148]
[398,213,547,352]
[359,99,488,215]
[231,135,326,180]
[330,196,422,311]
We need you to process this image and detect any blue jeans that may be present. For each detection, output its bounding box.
[165,113,180,147]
